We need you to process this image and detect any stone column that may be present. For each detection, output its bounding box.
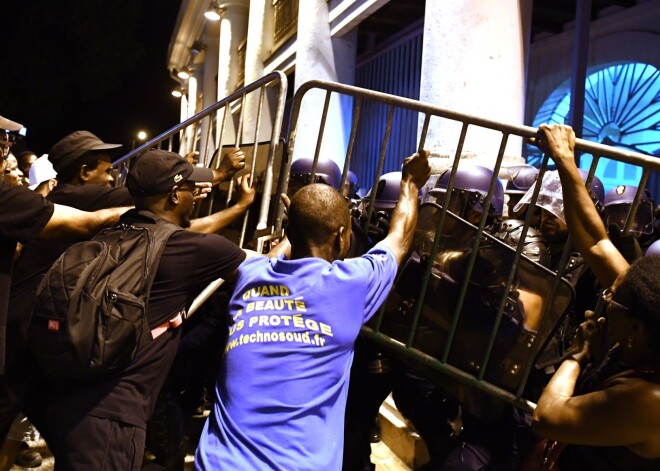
[179,94,189,155]
[419,0,532,166]
[293,0,357,168]
[182,75,199,156]
[216,0,249,146]
[244,0,274,144]
[199,25,220,166]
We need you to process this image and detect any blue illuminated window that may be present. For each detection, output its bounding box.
[528,62,660,191]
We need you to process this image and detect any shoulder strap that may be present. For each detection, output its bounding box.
[141,220,183,299]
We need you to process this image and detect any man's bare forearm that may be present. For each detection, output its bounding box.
[40,205,130,239]
[379,151,429,264]
[532,359,581,434]
[190,202,250,234]
[381,180,420,265]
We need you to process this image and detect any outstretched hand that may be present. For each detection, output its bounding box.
[529,124,576,168]
[218,147,247,180]
[193,182,212,201]
[402,150,431,188]
[236,174,256,207]
[566,309,606,366]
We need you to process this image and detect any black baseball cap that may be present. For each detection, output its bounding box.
[49,130,122,175]
[126,149,214,196]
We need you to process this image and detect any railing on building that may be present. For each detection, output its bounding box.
[282,79,660,413]
[272,0,298,45]
[114,71,288,254]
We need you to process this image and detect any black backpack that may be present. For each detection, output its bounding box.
[28,211,182,380]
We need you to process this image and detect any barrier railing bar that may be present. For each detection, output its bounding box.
[403,123,469,347]
[362,326,536,413]
[114,71,287,166]
[478,134,530,378]
[340,97,363,191]
[362,106,395,234]
[226,93,247,204]
[309,91,333,184]
[292,80,660,169]
[440,134,508,363]
[205,105,231,217]
[624,166,652,234]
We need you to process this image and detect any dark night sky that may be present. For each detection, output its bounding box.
[1,0,182,156]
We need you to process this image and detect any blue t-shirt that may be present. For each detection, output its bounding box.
[195,245,398,470]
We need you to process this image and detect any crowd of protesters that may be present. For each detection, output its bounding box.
[1,113,659,471]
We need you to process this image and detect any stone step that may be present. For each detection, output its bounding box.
[377,394,429,470]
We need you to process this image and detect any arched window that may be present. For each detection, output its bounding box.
[528,62,660,191]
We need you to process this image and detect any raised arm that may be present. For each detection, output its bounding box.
[39,204,130,239]
[535,124,629,287]
[189,175,256,234]
[378,151,430,265]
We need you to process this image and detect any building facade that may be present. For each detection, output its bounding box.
[166,0,660,194]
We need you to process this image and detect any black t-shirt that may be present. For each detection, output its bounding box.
[12,184,132,293]
[48,183,133,210]
[7,184,133,369]
[0,180,54,374]
[47,226,246,428]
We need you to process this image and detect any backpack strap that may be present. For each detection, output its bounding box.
[130,217,185,344]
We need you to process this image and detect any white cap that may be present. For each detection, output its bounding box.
[29,154,57,190]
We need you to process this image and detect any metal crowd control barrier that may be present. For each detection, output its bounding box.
[284,79,660,414]
[114,71,288,252]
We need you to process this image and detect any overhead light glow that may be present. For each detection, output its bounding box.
[172,89,183,98]
[177,69,191,80]
[204,10,221,21]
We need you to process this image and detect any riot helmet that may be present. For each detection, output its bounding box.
[514,169,604,223]
[363,171,402,211]
[503,165,540,220]
[503,165,539,195]
[429,163,504,220]
[603,185,655,236]
[646,239,660,257]
[288,157,342,196]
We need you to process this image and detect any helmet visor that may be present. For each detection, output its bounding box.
[513,171,565,223]
[603,201,654,235]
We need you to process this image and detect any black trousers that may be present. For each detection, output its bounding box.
[46,410,146,471]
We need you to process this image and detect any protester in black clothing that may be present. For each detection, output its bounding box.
[0,115,129,466]
[1,129,254,447]
[41,149,247,470]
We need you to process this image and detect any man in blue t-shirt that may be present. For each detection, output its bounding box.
[195,151,430,470]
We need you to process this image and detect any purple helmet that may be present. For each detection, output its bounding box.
[503,165,539,195]
[290,157,342,190]
[577,169,605,207]
[363,171,402,210]
[603,185,654,236]
[646,239,660,257]
[605,184,643,206]
[430,163,504,218]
